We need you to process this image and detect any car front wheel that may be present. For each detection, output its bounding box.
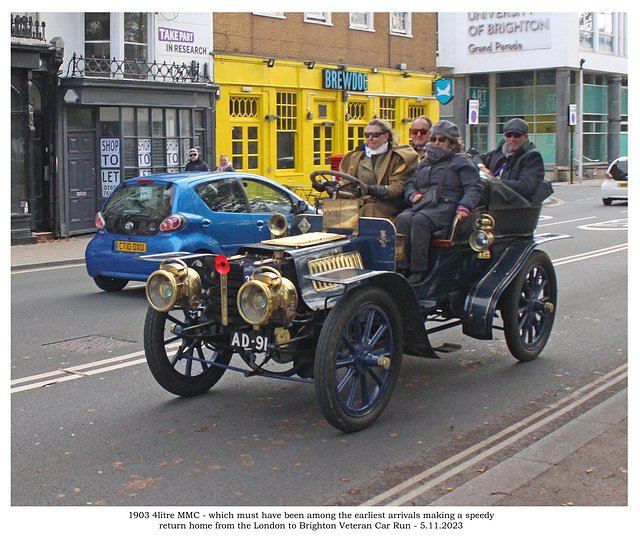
[314,286,403,432]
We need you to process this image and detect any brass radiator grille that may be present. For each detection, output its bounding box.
[308,251,364,291]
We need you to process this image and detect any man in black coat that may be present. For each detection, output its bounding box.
[185,148,209,171]
[475,118,544,202]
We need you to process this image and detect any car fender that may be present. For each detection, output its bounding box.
[306,269,437,358]
[463,233,569,340]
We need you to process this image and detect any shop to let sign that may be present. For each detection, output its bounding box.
[100,138,121,197]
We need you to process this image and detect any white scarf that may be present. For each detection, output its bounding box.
[365,142,389,158]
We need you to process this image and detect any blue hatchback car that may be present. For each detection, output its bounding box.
[85,172,312,291]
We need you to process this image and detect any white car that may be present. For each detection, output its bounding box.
[601,156,628,205]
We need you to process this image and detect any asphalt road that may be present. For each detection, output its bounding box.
[11,185,627,517]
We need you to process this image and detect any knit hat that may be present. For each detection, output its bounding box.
[430,120,460,139]
[189,148,199,155]
[503,118,529,134]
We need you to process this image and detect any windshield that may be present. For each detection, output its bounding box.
[103,183,175,236]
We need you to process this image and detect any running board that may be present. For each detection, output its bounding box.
[433,342,462,354]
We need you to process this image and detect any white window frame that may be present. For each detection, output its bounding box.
[389,12,412,37]
[253,12,285,19]
[304,12,332,25]
[349,12,374,32]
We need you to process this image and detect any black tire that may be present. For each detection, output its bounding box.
[501,250,557,362]
[314,286,403,432]
[143,306,231,397]
[603,198,613,206]
[94,275,129,292]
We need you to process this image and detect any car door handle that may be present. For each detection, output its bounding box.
[255,220,265,228]
[202,219,211,226]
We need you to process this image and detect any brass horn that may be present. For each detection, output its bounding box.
[268,213,288,238]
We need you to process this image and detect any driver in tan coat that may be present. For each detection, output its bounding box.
[339,119,419,221]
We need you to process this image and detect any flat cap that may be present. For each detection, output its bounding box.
[503,118,529,134]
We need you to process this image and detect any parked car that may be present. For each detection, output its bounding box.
[601,156,628,205]
[85,172,312,291]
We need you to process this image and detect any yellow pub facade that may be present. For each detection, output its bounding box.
[214,54,439,195]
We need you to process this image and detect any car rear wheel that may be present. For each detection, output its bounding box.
[603,198,613,206]
[93,275,129,292]
[314,286,403,432]
[501,250,557,362]
[143,306,231,397]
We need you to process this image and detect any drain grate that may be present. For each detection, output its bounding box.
[43,335,136,354]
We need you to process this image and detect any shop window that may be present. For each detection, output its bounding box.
[379,97,396,129]
[348,102,366,121]
[230,97,259,118]
[231,126,259,171]
[390,13,411,37]
[536,70,556,85]
[498,71,534,88]
[496,87,534,117]
[469,74,489,87]
[276,92,297,170]
[350,12,374,31]
[347,125,365,151]
[116,107,203,178]
[407,105,426,120]
[99,107,120,137]
[313,125,333,166]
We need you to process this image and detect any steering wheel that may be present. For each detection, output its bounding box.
[309,170,369,200]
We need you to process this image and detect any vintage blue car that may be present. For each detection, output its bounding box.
[141,170,564,432]
[85,172,312,291]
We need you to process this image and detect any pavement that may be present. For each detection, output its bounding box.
[10,177,629,507]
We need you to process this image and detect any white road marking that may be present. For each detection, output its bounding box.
[361,363,628,506]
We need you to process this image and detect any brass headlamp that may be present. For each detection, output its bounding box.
[237,266,298,326]
[146,258,202,312]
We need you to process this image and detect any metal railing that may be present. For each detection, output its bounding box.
[65,53,208,83]
[11,15,46,41]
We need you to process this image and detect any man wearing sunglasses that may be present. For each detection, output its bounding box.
[409,115,433,161]
[474,118,545,202]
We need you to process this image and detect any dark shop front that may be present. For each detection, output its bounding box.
[57,71,218,237]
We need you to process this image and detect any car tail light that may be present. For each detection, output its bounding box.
[159,214,186,232]
[95,212,105,229]
[605,171,613,180]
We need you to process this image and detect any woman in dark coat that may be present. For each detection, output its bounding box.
[339,119,418,221]
[395,120,483,283]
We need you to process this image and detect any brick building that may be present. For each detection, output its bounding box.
[211,12,440,191]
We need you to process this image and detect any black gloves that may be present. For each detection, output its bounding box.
[365,184,389,199]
